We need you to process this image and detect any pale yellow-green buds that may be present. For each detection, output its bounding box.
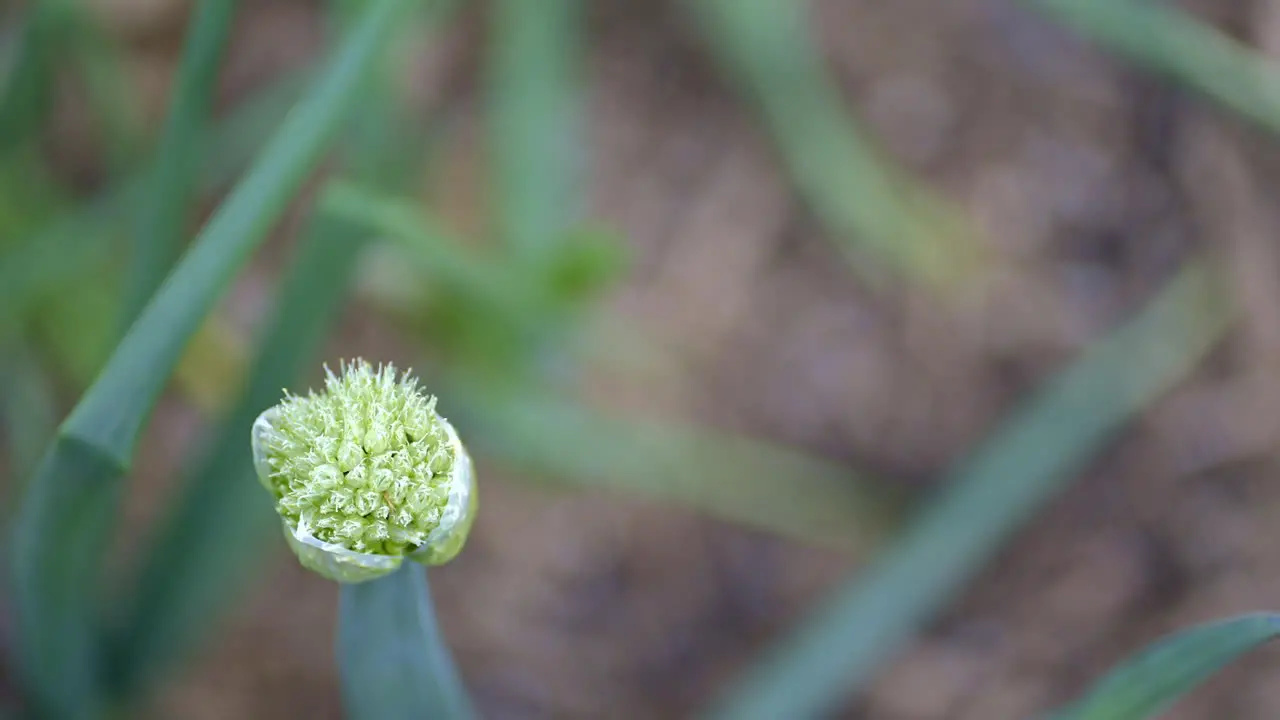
[251,359,476,582]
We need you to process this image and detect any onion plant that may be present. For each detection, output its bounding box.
[3,0,1279,719]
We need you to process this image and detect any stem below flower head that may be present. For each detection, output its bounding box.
[337,564,476,720]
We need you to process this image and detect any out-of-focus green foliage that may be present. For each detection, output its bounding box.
[1030,0,1280,136]
[64,10,145,173]
[7,1,416,715]
[325,181,905,551]
[105,205,373,703]
[705,264,1231,719]
[459,385,905,553]
[1048,614,1280,720]
[0,2,69,157]
[708,0,1280,715]
[0,348,56,520]
[0,67,313,392]
[1,0,1272,718]
[120,0,239,331]
[106,1,465,704]
[686,0,985,293]
[486,0,584,265]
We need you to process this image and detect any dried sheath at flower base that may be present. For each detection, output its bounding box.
[252,359,477,582]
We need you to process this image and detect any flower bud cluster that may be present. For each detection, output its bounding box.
[253,359,474,581]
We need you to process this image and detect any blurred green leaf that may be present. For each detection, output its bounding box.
[486,0,584,263]
[0,151,68,341]
[537,224,630,315]
[322,180,549,380]
[323,179,509,311]
[10,435,120,719]
[1047,614,1280,720]
[57,0,407,455]
[0,346,57,519]
[1030,0,1280,136]
[107,1,463,703]
[331,182,893,551]
[704,262,1231,720]
[63,9,146,173]
[686,0,981,291]
[0,2,142,166]
[121,0,240,331]
[0,1,72,157]
[0,67,313,350]
[457,385,905,554]
[106,205,371,704]
[0,149,66,248]
[338,565,475,720]
[28,261,121,388]
[10,2,414,715]
[328,180,629,386]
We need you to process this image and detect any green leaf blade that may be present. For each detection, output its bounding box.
[122,0,241,330]
[487,0,584,262]
[9,436,124,719]
[1048,613,1280,720]
[1029,0,1280,138]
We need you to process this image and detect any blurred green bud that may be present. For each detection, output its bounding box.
[251,358,477,583]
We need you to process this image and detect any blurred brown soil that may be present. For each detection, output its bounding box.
[51,0,1280,718]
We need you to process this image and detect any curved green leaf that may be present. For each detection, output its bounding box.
[685,0,979,290]
[1029,0,1280,138]
[1048,613,1280,720]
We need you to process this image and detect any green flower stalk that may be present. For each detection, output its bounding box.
[252,358,477,582]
